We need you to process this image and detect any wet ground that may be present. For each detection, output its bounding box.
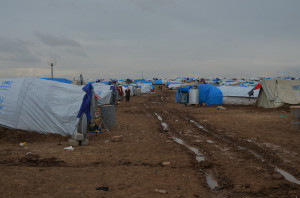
[0,89,300,197]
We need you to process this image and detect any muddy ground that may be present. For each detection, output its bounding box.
[0,89,300,198]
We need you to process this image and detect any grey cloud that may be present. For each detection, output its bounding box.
[65,48,87,57]
[35,32,81,47]
[0,37,40,63]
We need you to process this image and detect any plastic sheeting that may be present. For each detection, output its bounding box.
[168,83,184,89]
[0,77,85,135]
[41,78,72,84]
[218,86,259,97]
[77,83,93,120]
[153,80,163,84]
[197,84,222,105]
[93,83,113,105]
[139,84,152,93]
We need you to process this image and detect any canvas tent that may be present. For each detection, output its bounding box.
[218,85,260,105]
[0,77,87,135]
[256,79,300,108]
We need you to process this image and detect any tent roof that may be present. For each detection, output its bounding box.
[260,79,300,105]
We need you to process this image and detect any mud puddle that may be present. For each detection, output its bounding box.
[205,170,219,190]
[156,114,221,192]
[190,119,300,186]
[155,113,168,131]
[275,168,300,185]
[190,120,208,132]
[172,137,204,162]
[238,146,300,185]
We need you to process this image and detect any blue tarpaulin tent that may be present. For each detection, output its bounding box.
[41,78,72,84]
[197,84,222,105]
[101,81,111,85]
[139,80,152,84]
[153,80,163,84]
[134,79,145,83]
[185,78,194,83]
[176,86,192,103]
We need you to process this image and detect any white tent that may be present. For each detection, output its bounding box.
[168,83,186,90]
[0,77,85,135]
[256,79,300,108]
[139,84,152,93]
[93,83,113,105]
[218,86,259,105]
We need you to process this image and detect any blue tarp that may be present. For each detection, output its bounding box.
[153,80,163,84]
[101,81,111,85]
[139,80,152,84]
[77,83,93,120]
[197,84,222,105]
[186,78,194,83]
[41,78,72,84]
[134,79,145,83]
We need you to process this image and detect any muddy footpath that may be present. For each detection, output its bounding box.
[0,89,300,197]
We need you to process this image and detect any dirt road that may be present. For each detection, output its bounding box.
[0,89,300,197]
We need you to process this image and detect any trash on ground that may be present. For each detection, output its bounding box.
[19,142,27,147]
[111,135,123,142]
[64,146,74,151]
[155,189,168,194]
[216,106,226,110]
[96,187,110,191]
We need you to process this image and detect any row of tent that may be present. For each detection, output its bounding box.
[1,77,299,137]
[0,77,155,136]
[93,82,154,105]
[0,77,93,136]
[176,79,300,108]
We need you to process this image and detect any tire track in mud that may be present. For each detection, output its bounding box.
[145,94,300,197]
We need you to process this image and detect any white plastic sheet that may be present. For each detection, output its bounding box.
[218,86,259,97]
[139,84,151,93]
[93,83,113,105]
[0,77,85,135]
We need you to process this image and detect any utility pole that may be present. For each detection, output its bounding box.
[47,57,57,80]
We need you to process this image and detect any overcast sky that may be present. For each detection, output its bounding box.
[1,0,300,80]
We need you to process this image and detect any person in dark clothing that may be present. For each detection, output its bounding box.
[125,87,131,102]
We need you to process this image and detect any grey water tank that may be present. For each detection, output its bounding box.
[136,88,142,96]
[101,105,115,129]
[189,88,199,104]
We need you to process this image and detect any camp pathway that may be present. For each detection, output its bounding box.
[0,89,300,197]
[0,93,215,197]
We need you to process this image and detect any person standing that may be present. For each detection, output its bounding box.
[125,87,131,102]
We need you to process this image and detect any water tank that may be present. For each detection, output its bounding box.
[136,88,142,96]
[101,105,115,129]
[291,106,300,131]
[189,88,199,104]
